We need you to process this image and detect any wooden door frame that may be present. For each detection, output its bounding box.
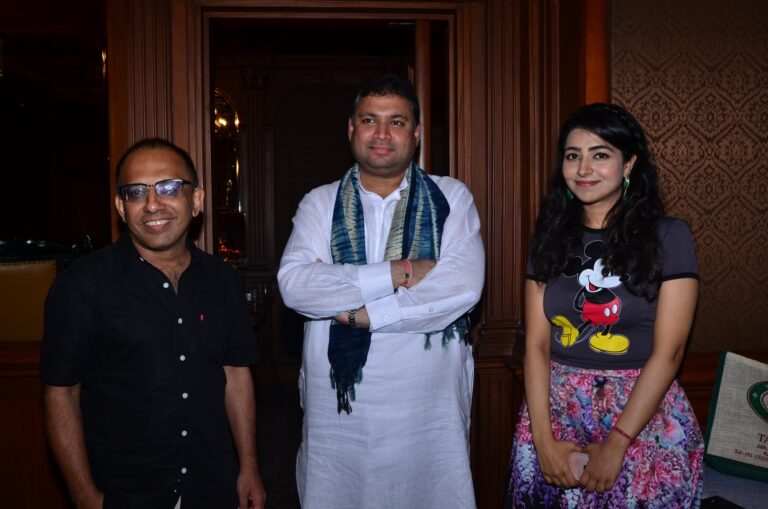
[168,1,460,254]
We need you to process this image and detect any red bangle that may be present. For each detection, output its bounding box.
[401,259,413,288]
[612,425,634,443]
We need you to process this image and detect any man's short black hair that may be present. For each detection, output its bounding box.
[351,72,421,125]
[115,138,198,188]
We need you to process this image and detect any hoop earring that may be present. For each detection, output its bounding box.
[622,175,630,202]
[566,188,574,200]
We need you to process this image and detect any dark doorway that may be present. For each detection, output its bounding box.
[209,18,450,371]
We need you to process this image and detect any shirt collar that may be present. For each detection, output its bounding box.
[357,170,409,202]
[114,230,201,274]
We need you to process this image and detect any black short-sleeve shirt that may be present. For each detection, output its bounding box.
[40,233,259,509]
[527,217,699,370]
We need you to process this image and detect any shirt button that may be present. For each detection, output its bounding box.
[182,392,189,399]
[178,318,183,324]
[179,355,186,362]
[181,430,188,437]
[181,467,187,474]
[163,282,170,289]
[383,314,390,321]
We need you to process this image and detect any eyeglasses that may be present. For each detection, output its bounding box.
[117,179,194,202]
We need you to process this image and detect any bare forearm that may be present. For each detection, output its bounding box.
[224,366,267,508]
[43,385,102,508]
[524,343,555,444]
[523,323,584,488]
[521,280,557,445]
[614,353,683,437]
[223,366,259,472]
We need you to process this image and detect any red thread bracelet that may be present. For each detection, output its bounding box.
[402,259,413,288]
[612,425,634,442]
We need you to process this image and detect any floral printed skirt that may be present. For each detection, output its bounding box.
[505,362,704,509]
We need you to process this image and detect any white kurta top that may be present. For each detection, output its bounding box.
[278,173,485,509]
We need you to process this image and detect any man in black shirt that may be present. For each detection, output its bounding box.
[41,139,266,509]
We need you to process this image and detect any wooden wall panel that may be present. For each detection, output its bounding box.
[470,358,524,508]
[107,0,174,239]
[471,0,560,359]
[0,342,72,508]
[584,0,609,103]
[557,0,609,122]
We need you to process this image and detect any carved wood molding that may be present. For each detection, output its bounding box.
[107,0,174,239]
[470,0,560,359]
[585,0,609,102]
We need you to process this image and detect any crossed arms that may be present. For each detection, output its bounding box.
[277,178,485,334]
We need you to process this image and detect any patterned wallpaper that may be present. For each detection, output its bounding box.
[611,0,768,352]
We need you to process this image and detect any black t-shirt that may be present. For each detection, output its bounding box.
[40,233,259,509]
[527,218,698,369]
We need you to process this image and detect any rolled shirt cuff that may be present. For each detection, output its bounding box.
[358,261,394,304]
[365,293,403,331]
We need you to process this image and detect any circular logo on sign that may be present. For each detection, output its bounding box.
[747,381,768,423]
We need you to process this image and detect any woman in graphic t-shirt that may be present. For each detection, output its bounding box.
[505,103,703,508]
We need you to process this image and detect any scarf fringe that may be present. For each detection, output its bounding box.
[330,365,363,414]
[423,315,472,350]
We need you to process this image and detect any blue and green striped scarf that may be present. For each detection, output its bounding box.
[329,162,470,414]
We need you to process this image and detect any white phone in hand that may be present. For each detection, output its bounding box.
[568,451,589,480]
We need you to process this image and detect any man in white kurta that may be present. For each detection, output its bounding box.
[278,73,484,509]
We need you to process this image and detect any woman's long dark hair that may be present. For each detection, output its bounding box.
[530,103,664,301]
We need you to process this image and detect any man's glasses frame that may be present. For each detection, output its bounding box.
[117,178,194,203]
